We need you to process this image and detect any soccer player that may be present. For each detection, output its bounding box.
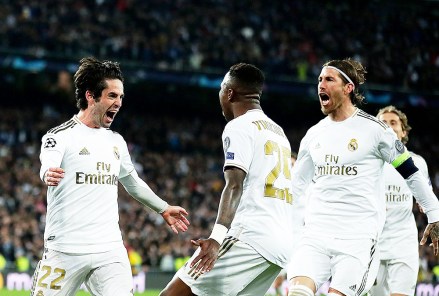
[368,105,431,296]
[287,58,439,296]
[31,57,190,296]
[160,63,296,296]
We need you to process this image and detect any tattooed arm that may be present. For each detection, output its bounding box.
[420,223,439,255]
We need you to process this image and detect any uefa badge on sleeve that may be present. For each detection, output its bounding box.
[395,139,405,153]
[44,137,57,148]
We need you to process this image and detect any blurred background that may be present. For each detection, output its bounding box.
[0,0,438,293]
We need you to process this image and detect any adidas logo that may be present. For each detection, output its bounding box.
[79,147,90,155]
[349,284,356,291]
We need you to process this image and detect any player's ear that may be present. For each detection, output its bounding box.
[86,90,95,105]
[227,88,235,102]
[344,83,354,95]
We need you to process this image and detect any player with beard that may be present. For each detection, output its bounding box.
[287,58,439,296]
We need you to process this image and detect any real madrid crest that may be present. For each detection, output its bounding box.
[113,146,120,160]
[223,136,230,152]
[348,139,358,151]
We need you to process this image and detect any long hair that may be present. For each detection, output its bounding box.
[323,58,367,106]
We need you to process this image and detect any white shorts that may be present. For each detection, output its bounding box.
[368,255,418,296]
[287,235,376,296]
[177,237,282,296]
[30,246,133,296]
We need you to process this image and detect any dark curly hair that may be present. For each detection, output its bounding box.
[73,57,124,110]
[323,58,367,106]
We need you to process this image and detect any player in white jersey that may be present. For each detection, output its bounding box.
[368,105,431,296]
[31,57,190,296]
[160,63,296,296]
[287,58,439,296]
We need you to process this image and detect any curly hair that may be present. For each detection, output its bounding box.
[73,57,124,110]
[323,58,367,106]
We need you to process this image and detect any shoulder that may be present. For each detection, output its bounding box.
[46,117,80,135]
[106,129,127,145]
[303,117,328,138]
[410,151,428,166]
[355,109,388,130]
[224,111,253,130]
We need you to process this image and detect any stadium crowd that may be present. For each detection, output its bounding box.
[1,104,439,284]
[0,0,438,90]
[1,0,439,292]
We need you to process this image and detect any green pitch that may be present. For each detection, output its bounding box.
[0,289,160,296]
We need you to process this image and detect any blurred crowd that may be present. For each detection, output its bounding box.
[1,105,439,283]
[0,0,439,287]
[0,0,438,90]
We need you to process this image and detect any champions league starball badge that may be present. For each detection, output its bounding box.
[44,137,57,148]
[395,139,405,153]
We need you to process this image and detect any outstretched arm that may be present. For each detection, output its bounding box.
[190,167,246,273]
[120,171,190,234]
[161,205,190,234]
[394,156,439,254]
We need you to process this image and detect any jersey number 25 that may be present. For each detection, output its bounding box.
[264,140,293,204]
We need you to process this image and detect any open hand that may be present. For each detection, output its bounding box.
[420,221,439,255]
[189,238,220,274]
[161,206,190,234]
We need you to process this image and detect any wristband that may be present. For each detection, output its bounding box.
[209,224,228,245]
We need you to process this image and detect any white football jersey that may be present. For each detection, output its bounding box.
[378,152,430,259]
[39,115,134,253]
[292,108,408,240]
[222,110,295,268]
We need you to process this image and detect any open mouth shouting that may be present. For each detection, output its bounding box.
[105,109,118,124]
[319,92,330,106]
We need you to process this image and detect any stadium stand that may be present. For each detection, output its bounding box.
[0,0,439,290]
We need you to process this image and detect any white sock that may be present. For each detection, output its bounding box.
[288,285,314,296]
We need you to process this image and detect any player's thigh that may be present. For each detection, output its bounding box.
[85,247,133,296]
[387,256,418,295]
[31,249,89,296]
[330,238,376,296]
[238,262,281,296]
[368,260,390,296]
[178,237,278,296]
[287,235,331,292]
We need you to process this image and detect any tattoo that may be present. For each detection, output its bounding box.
[431,222,439,241]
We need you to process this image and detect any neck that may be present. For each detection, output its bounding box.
[233,103,262,118]
[328,104,357,122]
[77,109,100,128]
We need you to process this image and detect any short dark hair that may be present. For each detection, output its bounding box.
[73,57,124,110]
[323,58,367,106]
[228,63,265,96]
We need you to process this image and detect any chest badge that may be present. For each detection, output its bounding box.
[113,146,120,160]
[348,139,358,151]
